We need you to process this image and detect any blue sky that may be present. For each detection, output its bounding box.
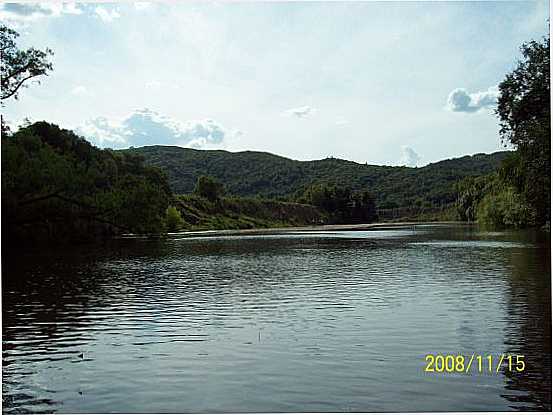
[1,1,549,166]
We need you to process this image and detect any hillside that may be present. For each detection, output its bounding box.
[174,194,326,231]
[128,146,510,210]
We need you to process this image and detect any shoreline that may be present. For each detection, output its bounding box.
[120,221,470,239]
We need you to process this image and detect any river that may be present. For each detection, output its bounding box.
[2,224,551,412]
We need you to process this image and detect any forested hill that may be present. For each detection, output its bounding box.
[127,146,510,209]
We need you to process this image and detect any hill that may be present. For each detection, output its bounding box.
[127,146,511,210]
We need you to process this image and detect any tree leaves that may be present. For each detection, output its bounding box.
[2,122,172,244]
[496,35,550,224]
[0,25,54,102]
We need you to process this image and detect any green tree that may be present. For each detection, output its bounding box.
[2,122,172,244]
[0,25,54,102]
[194,175,224,201]
[298,182,377,224]
[477,187,536,229]
[496,34,550,224]
[166,206,184,232]
[351,190,377,223]
[455,174,496,221]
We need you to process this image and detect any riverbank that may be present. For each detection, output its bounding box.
[120,221,468,239]
[173,194,327,231]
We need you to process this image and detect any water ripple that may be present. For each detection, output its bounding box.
[2,225,550,412]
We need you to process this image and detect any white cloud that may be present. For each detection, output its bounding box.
[70,85,92,97]
[471,86,500,108]
[284,105,317,118]
[134,2,152,11]
[53,3,81,15]
[78,108,233,150]
[446,86,499,113]
[78,116,129,147]
[95,6,120,23]
[0,2,82,23]
[398,145,420,167]
[335,118,349,126]
[145,80,163,89]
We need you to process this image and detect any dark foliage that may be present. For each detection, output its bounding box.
[455,34,550,229]
[496,35,550,224]
[0,25,54,102]
[455,174,496,222]
[2,122,172,246]
[194,175,224,201]
[297,182,377,224]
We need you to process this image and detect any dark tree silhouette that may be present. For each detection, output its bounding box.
[496,35,550,224]
[1,24,54,102]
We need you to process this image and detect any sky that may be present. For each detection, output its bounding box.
[1,1,549,167]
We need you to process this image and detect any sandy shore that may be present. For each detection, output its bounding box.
[164,221,468,238]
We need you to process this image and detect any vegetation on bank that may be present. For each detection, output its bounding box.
[171,194,325,231]
[380,205,459,223]
[2,122,172,245]
[295,182,377,224]
[456,173,536,228]
[454,35,550,229]
[160,175,325,232]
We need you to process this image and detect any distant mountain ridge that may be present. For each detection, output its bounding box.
[127,146,510,209]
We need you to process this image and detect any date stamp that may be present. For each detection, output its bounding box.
[424,354,525,374]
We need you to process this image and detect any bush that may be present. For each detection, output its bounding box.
[476,187,536,228]
[165,205,185,232]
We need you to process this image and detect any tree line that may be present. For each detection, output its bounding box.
[455,35,550,229]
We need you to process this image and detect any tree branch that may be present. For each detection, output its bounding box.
[1,73,38,100]
[2,62,33,84]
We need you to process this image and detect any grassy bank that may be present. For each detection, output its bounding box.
[377,205,459,223]
[173,195,327,231]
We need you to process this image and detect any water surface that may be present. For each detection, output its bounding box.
[3,225,551,412]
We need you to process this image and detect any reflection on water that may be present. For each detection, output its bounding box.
[2,225,551,412]
[501,242,551,410]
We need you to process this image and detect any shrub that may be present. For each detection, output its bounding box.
[165,205,185,232]
[476,187,536,229]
